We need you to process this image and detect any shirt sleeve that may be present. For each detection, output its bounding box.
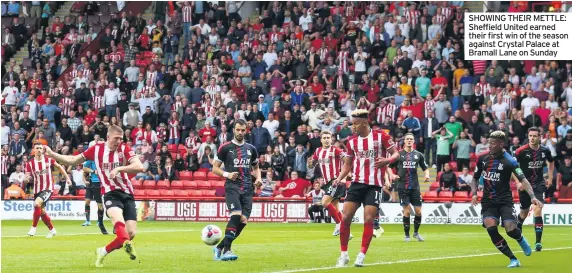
[345,138,355,158]
[473,156,482,180]
[251,145,259,166]
[81,145,96,161]
[418,152,428,171]
[25,162,31,173]
[381,130,395,150]
[123,144,136,162]
[214,143,228,163]
[545,148,554,163]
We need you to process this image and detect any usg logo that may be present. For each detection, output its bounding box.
[456,206,482,224]
[3,201,72,212]
[425,205,449,223]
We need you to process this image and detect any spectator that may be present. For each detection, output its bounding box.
[4,182,26,199]
[453,131,475,170]
[438,162,457,193]
[457,167,473,192]
[276,171,311,198]
[8,164,25,187]
[433,127,453,172]
[160,157,177,182]
[306,181,325,223]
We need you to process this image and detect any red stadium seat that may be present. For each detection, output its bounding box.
[143,180,156,189]
[449,162,458,171]
[202,190,216,197]
[429,182,440,191]
[167,144,178,152]
[146,190,160,197]
[174,190,189,197]
[197,180,212,189]
[77,189,86,196]
[193,171,207,179]
[454,191,469,202]
[189,190,203,197]
[160,190,174,197]
[554,191,560,199]
[424,191,438,202]
[212,180,225,188]
[207,172,222,181]
[134,189,146,198]
[557,198,572,203]
[477,191,484,200]
[438,191,453,201]
[183,181,198,189]
[170,152,178,159]
[170,180,183,189]
[179,171,193,180]
[132,179,143,189]
[157,180,170,189]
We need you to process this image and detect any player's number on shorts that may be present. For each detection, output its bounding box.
[374,191,381,204]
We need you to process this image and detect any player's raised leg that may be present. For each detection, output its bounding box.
[95,207,133,267]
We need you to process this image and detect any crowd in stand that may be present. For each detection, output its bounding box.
[2,1,572,202]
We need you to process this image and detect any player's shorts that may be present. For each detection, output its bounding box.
[398,188,422,207]
[103,190,137,221]
[33,190,53,207]
[481,201,517,225]
[85,183,103,203]
[518,184,546,210]
[322,180,347,200]
[345,183,382,207]
[225,187,254,218]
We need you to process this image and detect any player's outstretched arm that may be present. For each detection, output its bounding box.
[113,156,145,175]
[44,146,85,166]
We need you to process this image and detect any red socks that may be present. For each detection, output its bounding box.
[339,220,351,251]
[361,221,374,254]
[326,204,341,224]
[41,213,54,230]
[105,222,129,253]
[32,206,41,227]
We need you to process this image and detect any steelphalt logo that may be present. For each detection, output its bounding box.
[457,206,483,224]
[425,205,449,223]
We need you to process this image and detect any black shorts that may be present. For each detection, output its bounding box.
[345,183,382,207]
[481,201,517,224]
[103,190,137,221]
[34,190,53,207]
[85,184,103,203]
[225,187,253,218]
[398,188,422,207]
[322,180,347,201]
[518,185,546,210]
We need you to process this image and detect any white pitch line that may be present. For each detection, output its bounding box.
[1,229,195,238]
[266,246,572,273]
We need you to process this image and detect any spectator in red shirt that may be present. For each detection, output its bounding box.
[275,171,311,198]
[310,76,324,95]
[198,122,216,143]
[431,70,449,97]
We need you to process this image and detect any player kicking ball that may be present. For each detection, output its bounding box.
[387,133,430,242]
[44,125,145,267]
[514,127,554,252]
[212,120,263,261]
[471,131,537,268]
[334,110,399,267]
[25,142,72,238]
[308,130,352,238]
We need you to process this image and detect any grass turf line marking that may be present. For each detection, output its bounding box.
[266,246,572,273]
[1,229,195,238]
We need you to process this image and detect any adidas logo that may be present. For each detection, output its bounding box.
[456,206,482,224]
[379,207,386,217]
[394,210,416,223]
[425,205,449,224]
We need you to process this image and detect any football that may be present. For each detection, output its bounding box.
[201,225,222,246]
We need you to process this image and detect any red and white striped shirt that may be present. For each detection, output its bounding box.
[169,119,179,140]
[185,136,198,148]
[140,130,159,144]
[312,146,344,182]
[171,101,182,112]
[435,14,448,27]
[26,156,56,194]
[405,10,421,26]
[157,127,167,142]
[61,97,75,116]
[346,130,395,187]
[92,95,104,110]
[338,51,349,73]
[0,154,8,175]
[146,71,157,87]
[376,104,396,124]
[109,52,123,63]
[442,7,453,20]
[182,5,192,23]
[319,48,329,62]
[476,81,492,97]
[424,100,436,117]
[81,143,136,195]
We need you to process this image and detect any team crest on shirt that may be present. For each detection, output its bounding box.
[498,163,504,170]
[542,153,545,158]
[373,141,380,149]
[105,201,112,206]
[118,152,124,159]
[247,150,251,155]
[414,154,418,159]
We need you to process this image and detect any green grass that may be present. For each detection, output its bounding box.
[2,221,572,273]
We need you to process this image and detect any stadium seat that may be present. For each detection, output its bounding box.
[207,172,222,181]
[438,191,453,201]
[160,190,174,197]
[197,180,212,189]
[146,190,160,197]
[202,190,216,197]
[157,180,170,189]
[183,181,198,189]
[554,191,560,199]
[77,189,86,196]
[170,152,178,159]
[449,162,458,171]
[424,191,438,202]
[174,190,189,197]
[134,189,146,198]
[557,198,572,203]
[193,171,207,179]
[170,180,183,189]
[453,191,469,202]
[179,171,192,180]
[477,191,484,200]
[189,190,203,197]
[429,182,440,191]
[167,144,178,152]
[212,180,225,188]
[143,180,157,189]
[132,179,143,189]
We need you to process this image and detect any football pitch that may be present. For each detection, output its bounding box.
[2,221,571,273]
